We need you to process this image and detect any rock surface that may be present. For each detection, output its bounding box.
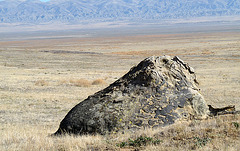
[54,56,209,135]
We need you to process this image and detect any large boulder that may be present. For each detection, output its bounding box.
[54,56,209,135]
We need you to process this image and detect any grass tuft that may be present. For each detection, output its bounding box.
[232,122,239,129]
[92,79,106,85]
[194,136,211,148]
[69,79,91,87]
[35,80,48,86]
[116,135,161,148]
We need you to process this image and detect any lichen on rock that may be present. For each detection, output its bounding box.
[54,56,210,135]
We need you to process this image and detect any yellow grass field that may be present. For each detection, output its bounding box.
[0,31,239,150]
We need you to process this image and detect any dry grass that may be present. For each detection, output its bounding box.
[0,124,107,151]
[0,115,239,151]
[92,79,106,85]
[59,78,106,87]
[111,115,239,151]
[69,79,91,87]
[0,30,239,150]
[35,79,49,86]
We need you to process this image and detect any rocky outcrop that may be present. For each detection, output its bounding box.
[54,56,210,135]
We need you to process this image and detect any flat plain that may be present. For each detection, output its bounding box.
[0,26,239,150]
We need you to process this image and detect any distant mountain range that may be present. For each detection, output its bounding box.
[0,0,240,24]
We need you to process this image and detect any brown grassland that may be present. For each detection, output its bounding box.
[0,30,239,150]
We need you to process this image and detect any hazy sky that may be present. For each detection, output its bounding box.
[0,0,51,1]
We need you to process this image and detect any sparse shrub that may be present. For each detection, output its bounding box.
[116,136,161,148]
[92,79,106,85]
[70,79,91,87]
[232,122,239,129]
[118,141,127,148]
[35,80,48,86]
[194,137,211,148]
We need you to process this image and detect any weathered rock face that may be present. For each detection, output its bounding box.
[54,56,209,135]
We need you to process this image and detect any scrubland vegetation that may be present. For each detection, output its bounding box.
[0,31,239,150]
[1,115,239,150]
